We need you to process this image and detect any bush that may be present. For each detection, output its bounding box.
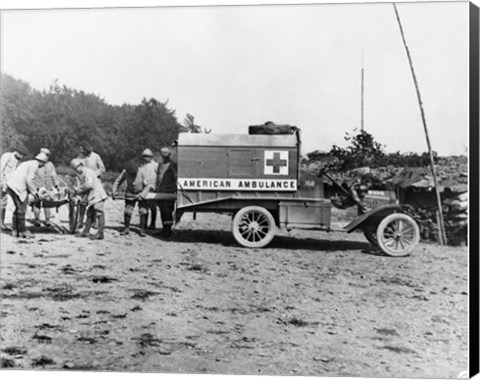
[329,129,385,171]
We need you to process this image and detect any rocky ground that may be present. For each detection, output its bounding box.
[0,199,469,378]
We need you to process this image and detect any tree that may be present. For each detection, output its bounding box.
[0,74,35,154]
[0,73,196,171]
[181,113,211,134]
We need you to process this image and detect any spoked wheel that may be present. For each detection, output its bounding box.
[376,213,420,257]
[363,224,378,246]
[232,206,276,248]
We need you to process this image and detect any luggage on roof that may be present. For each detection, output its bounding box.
[248,122,297,135]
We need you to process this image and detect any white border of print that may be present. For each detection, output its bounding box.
[0,3,477,380]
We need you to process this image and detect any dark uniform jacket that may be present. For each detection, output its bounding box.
[156,161,177,193]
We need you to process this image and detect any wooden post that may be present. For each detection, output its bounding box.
[361,55,365,131]
[393,3,447,245]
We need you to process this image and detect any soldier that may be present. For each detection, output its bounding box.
[77,143,106,178]
[140,148,159,229]
[6,152,48,238]
[70,158,108,240]
[76,143,106,229]
[170,140,179,165]
[0,147,26,231]
[347,167,372,215]
[112,160,153,237]
[32,148,59,227]
[156,147,177,238]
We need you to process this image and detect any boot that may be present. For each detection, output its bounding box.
[33,207,42,227]
[158,224,172,238]
[76,205,86,229]
[17,215,34,238]
[90,212,105,240]
[11,213,18,236]
[1,208,10,231]
[92,216,99,229]
[44,209,52,227]
[147,208,157,229]
[76,212,92,238]
[120,214,131,235]
[19,231,35,239]
[138,215,147,237]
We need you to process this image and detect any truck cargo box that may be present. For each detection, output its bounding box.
[177,133,300,206]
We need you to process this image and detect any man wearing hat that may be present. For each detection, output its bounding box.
[347,166,372,214]
[5,152,48,238]
[139,148,159,230]
[0,147,26,231]
[77,143,105,179]
[155,147,177,238]
[32,148,60,227]
[70,158,108,240]
[112,160,153,237]
[76,143,106,229]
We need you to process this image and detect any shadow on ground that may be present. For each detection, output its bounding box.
[170,228,380,254]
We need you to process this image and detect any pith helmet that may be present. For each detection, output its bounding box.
[160,147,170,156]
[34,152,49,163]
[40,148,51,155]
[70,158,83,169]
[142,148,153,157]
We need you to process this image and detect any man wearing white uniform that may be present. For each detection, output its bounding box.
[33,148,60,226]
[0,148,25,230]
[6,152,48,238]
[70,158,108,240]
[140,148,158,229]
[76,143,106,229]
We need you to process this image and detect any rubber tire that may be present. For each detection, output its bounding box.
[376,213,420,257]
[232,206,276,248]
[363,224,378,246]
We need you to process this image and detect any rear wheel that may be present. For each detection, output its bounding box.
[376,213,419,257]
[232,206,276,248]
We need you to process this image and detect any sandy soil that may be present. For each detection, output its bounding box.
[0,198,469,378]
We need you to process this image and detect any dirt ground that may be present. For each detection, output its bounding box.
[0,198,469,378]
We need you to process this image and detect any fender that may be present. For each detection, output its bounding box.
[343,204,403,232]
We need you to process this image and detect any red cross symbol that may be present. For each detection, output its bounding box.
[266,152,288,174]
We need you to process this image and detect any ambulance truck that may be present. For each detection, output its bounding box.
[173,125,420,257]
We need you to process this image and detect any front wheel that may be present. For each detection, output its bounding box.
[376,213,420,257]
[232,206,276,248]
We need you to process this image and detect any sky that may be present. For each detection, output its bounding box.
[0,0,472,157]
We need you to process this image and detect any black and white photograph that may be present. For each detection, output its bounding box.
[0,0,478,378]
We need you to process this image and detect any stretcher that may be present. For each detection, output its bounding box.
[28,187,81,234]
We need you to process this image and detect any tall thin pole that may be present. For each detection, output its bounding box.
[361,54,365,131]
[393,3,447,245]
[361,64,365,131]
